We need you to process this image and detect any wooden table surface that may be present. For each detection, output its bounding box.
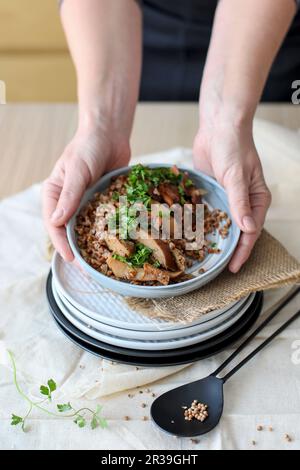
[0,103,299,200]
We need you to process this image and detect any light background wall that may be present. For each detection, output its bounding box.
[0,0,76,101]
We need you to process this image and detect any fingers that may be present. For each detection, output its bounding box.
[229,232,257,273]
[223,166,257,234]
[229,186,272,273]
[42,178,74,262]
[50,161,91,226]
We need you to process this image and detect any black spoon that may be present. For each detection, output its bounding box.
[151,286,300,437]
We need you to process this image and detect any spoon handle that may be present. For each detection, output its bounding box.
[211,285,300,379]
[221,308,300,382]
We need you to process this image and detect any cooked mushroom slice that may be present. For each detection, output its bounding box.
[106,256,172,285]
[171,247,186,271]
[136,228,178,271]
[158,183,180,206]
[170,165,180,176]
[105,236,135,257]
[185,187,208,204]
[142,264,170,285]
[150,202,182,239]
[148,185,161,201]
[107,255,135,279]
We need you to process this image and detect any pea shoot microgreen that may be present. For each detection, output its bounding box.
[8,350,107,433]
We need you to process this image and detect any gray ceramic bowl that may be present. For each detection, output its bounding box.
[66,164,240,298]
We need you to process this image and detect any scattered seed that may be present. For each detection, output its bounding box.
[142,416,149,421]
[151,393,156,397]
[145,388,151,393]
[190,439,199,445]
[284,434,292,442]
[269,426,273,432]
[251,440,256,446]
[139,390,143,394]
[171,420,175,424]
[124,416,130,421]
[141,403,147,408]
[128,394,134,398]
[135,367,139,371]
[257,425,263,431]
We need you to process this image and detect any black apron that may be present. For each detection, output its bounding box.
[139,0,300,102]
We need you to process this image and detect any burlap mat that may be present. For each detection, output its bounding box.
[126,230,300,323]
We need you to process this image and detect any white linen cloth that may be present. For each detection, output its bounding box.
[0,118,299,450]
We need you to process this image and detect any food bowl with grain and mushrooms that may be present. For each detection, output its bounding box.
[66,164,240,298]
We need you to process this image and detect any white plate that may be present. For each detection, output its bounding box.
[54,278,251,341]
[52,281,256,351]
[66,165,240,298]
[52,251,245,332]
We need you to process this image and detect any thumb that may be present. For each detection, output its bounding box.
[51,164,90,226]
[223,170,256,234]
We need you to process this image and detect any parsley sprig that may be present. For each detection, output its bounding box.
[8,351,107,432]
[112,242,153,268]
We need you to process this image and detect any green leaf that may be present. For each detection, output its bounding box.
[152,260,161,268]
[74,415,86,428]
[91,415,99,430]
[95,404,103,415]
[98,417,108,429]
[185,178,194,187]
[40,385,49,397]
[57,402,72,413]
[112,243,152,269]
[47,379,57,393]
[112,191,119,201]
[11,414,23,426]
[129,243,152,267]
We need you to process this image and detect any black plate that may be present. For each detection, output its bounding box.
[46,271,263,366]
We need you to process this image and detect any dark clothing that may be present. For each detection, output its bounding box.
[139,0,300,102]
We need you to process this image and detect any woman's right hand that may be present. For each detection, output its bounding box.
[42,125,130,262]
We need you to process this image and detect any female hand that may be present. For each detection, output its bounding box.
[193,120,272,273]
[42,125,130,261]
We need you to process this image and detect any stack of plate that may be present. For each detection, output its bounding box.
[47,252,263,367]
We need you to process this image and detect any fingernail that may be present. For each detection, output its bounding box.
[229,264,239,274]
[242,215,256,232]
[51,207,64,222]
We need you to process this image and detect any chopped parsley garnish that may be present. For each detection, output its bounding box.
[126,165,182,206]
[152,260,161,268]
[178,186,186,204]
[126,180,151,206]
[112,243,153,268]
[112,253,129,264]
[112,191,119,201]
[185,178,194,187]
